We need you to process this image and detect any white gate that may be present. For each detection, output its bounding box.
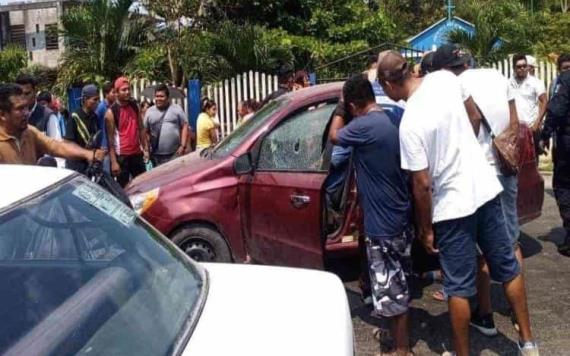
[202,71,278,138]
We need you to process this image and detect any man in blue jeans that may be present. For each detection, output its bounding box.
[377,50,537,356]
[432,44,525,337]
[329,74,412,356]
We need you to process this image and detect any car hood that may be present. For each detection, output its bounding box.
[126,151,216,194]
[183,263,353,356]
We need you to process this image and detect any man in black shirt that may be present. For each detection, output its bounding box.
[64,84,100,173]
[541,70,570,256]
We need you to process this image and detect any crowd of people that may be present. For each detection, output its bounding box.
[2,42,570,356]
[328,46,570,356]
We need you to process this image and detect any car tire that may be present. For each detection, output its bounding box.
[171,225,232,263]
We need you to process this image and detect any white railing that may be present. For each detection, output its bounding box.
[202,71,278,138]
[491,58,557,94]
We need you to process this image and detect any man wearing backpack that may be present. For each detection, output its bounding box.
[144,84,189,166]
[105,77,149,187]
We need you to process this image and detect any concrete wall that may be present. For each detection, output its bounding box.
[6,4,62,68]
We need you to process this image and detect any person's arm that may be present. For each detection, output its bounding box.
[410,169,438,254]
[35,127,104,162]
[178,121,189,155]
[508,99,520,132]
[208,127,218,145]
[541,78,570,149]
[105,109,120,176]
[328,115,346,145]
[464,96,482,136]
[532,93,547,132]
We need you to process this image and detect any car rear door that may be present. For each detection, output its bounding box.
[243,102,337,269]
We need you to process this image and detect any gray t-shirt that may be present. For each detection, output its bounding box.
[144,104,186,155]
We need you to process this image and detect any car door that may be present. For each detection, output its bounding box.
[243,102,337,269]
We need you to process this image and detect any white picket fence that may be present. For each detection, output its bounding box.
[202,71,278,138]
[491,58,557,94]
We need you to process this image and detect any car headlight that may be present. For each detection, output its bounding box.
[129,188,160,215]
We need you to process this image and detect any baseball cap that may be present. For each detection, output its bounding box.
[114,76,130,91]
[432,43,468,70]
[376,50,409,82]
[81,84,99,99]
[526,55,537,68]
[420,52,436,76]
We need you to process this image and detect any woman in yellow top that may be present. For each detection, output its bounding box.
[196,99,219,149]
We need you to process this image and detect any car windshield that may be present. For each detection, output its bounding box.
[0,177,204,356]
[211,98,288,158]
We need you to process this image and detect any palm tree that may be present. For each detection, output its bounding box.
[56,0,152,91]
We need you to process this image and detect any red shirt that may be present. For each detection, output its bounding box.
[114,104,141,156]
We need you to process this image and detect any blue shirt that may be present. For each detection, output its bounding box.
[95,100,109,149]
[372,80,405,121]
[337,110,410,239]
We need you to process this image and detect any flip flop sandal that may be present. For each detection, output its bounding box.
[373,327,391,342]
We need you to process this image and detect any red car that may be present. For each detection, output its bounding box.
[126,83,544,269]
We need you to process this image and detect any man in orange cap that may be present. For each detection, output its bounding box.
[105,76,149,187]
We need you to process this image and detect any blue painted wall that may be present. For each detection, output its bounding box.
[407,17,475,52]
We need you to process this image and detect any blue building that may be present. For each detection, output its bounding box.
[406,16,475,53]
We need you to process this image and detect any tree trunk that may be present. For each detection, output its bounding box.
[167,46,181,86]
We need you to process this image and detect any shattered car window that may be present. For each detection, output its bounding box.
[257,103,335,171]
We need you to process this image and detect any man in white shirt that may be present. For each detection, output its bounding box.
[433,44,535,344]
[510,54,547,159]
[376,50,537,356]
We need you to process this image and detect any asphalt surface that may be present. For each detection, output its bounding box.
[345,175,570,356]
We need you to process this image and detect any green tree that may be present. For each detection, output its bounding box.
[0,45,27,83]
[56,0,152,92]
[449,0,534,65]
[140,0,202,86]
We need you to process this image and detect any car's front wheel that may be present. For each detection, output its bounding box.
[171,225,232,263]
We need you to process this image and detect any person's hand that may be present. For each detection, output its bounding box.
[421,230,439,255]
[93,149,106,162]
[143,150,150,163]
[530,121,541,133]
[176,146,185,156]
[111,160,121,177]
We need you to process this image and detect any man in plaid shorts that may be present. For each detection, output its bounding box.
[330,74,412,356]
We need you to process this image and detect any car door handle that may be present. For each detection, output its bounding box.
[290,195,311,208]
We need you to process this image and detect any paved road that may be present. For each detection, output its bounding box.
[346,175,570,356]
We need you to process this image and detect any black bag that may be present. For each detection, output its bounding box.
[149,106,169,153]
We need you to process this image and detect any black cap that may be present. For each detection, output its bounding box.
[420,52,436,76]
[432,43,468,70]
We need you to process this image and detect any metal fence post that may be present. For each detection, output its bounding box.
[67,87,82,113]
[188,79,201,131]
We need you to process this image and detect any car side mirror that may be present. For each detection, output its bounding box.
[234,152,253,175]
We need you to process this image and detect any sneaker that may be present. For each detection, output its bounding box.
[470,312,498,337]
[441,352,456,356]
[518,341,539,356]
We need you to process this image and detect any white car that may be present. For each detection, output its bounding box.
[0,165,354,356]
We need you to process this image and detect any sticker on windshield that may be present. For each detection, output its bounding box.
[73,184,135,226]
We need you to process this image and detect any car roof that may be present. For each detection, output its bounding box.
[280,82,344,102]
[0,165,74,210]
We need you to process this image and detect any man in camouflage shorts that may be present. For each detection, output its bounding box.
[366,228,413,319]
[330,74,412,356]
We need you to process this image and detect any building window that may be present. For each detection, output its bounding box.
[36,24,39,33]
[32,38,36,47]
[9,25,26,49]
[45,24,59,50]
